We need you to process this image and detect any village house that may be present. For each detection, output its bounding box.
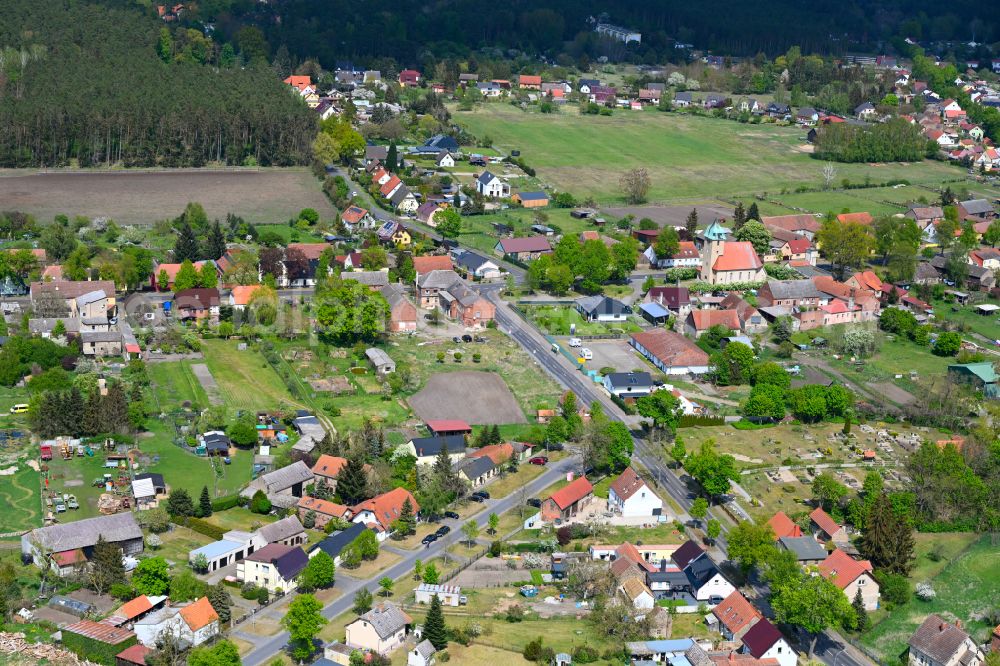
[575,295,631,322]
[390,186,419,214]
[767,511,802,539]
[512,191,550,208]
[134,597,220,648]
[741,618,797,666]
[298,496,352,530]
[494,236,552,262]
[413,270,494,328]
[236,543,309,593]
[228,284,262,311]
[376,220,412,247]
[309,523,368,567]
[398,69,421,87]
[400,434,466,466]
[151,261,217,291]
[30,279,117,314]
[408,640,437,666]
[240,460,313,509]
[778,536,828,565]
[452,249,503,280]
[630,328,711,375]
[645,286,691,314]
[416,202,444,226]
[22,512,143,574]
[346,602,412,655]
[256,515,307,547]
[761,214,822,240]
[809,507,848,544]
[540,476,594,522]
[603,372,654,399]
[380,284,418,332]
[644,241,702,269]
[475,171,510,198]
[519,74,542,90]
[907,614,985,666]
[341,205,376,232]
[720,293,768,333]
[412,255,453,276]
[958,198,995,221]
[608,466,664,518]
[818,548,880,610]
[188,530,267,573]
[351,488,421,541]
[710,590,762,641]
[685,308,741,338]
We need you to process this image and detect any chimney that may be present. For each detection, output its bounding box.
[660,558,667,572]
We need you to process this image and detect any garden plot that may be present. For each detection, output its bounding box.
[408,371,527,424]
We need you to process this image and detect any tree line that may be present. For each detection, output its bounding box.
[814,118,936,163]
[0,0,315,167]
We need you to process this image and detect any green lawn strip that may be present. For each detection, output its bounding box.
[860,534,1000,661]
[0,462,41,535]
[147,360,210,411]
[772,190,905,216]
[200,339,305,412]
[524,305,641,336]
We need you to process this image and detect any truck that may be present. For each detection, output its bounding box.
[40,444,52,461]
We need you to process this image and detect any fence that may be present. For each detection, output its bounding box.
[439,545,490,583]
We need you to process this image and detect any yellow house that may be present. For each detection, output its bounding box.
[345,603,412,655]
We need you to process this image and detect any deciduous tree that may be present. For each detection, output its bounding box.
[282,594,327,662]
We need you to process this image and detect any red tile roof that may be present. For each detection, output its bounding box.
[714,242,763,271]
[287,243,329,261]
[630,329,710,369]
[51,549,86,566]
[810,507,842,537]
[298,495,351,518]
[469,443,514,465]
[380,175,402,196]
[836,212,874,225]
[230,285,262,307]
[818,548,873,589]
[115,644,151,666]
[118,595,153,621]
[179,597,219,632]
[413,256,454,275]
[851,270,882,292]
[608,466,649,502]
[767,512,802,539]
[311,455,349,478]
[546,476,594,510]
[742,619,786,658]
[761,214,821,234]
[63,620,135,644]
[787,238,812,254]
[352,487,420,531]
[519,75,542,85]
[498,236,552,254]
[284,75,312,91]
[690,308,741,331]
[155,261,209,283]
[672,241,699,259]
[712,590,762,635]
[342,206,370,225]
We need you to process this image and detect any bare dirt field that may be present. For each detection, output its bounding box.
[0,168,335,225]
[408,371,527,424]
[602,203,735,227]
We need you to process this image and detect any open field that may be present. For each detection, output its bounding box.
[604,203,735,227]
[200,339,307,412]
[409,371,527,425]
[138,419,252,499]
[861,535,1000,662]
[0,461,41,535]
[147,360,210,411]
[152,524,213,566]
[0,168,335,225]
[453,104,964,203]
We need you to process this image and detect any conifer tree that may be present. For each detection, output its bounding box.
[733,201,747,231]
[103,382,130,433]
[174,221,200,262]
[337,454,369,505]
[859,492,914,575]
[386,142,398,171]
[82,390,102,436]
[205,220,227,260]
[747,202,761,222]
[423,593,448,650]
[852,589,869,632]
[685,208,698,234]
[198,485,213,517]
[488,424,501,445]
[89,536,126,594]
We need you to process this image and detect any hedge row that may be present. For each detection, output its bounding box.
[678,414,725,427]
[211,494,242,511]
[63,631,137,666]
[184,517,227,540]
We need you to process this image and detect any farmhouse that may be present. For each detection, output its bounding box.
[575,295,631,322]
[134,597,220,649]
[240,460,313,508]
[541,475,594,522]
[401,434,467,466]
[685,309,741,338]
[236,543,309,593]
[819,548,880,610]
[298,496,352,529]
[630,329,711,375]
[380,284,417,332]
[475,171,510,198]
[22,513,143,573]
[346,602,412,656]
[494,236,552,261]
[608,466,663,518]
[256,515,307,547]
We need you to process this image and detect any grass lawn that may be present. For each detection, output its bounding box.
[824,336,952,393]
[0,460,41,536]
[453,104,962,203]
[592,477,613,499]
[202,507,277,533]
[138,419,252,498]
[486,460,553,500]
[771,190,905,216]
[861,534,1000,662]
[342,550,402,580]
[253,223,325,244]
[200,339,307,412]
[391,644,529,666]
[152,524,213,566]
[147,360,210,411]
[524,305,642,336]
[931,295,1000,342]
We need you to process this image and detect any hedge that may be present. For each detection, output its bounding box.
[184,517,227,540]
[211,494,242,511]
[678,414,725,427]
[63,630,137,666]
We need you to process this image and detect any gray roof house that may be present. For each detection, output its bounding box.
[22,513,143,567]
[456,455,497,486]
[778,536,828,563]
[365,348,396,374]
[240,461,314,508]
[575,295,631,322]
[344,270,390,289]
[907,614,985,666]
[256,515,307,547]
[409,639,437,666]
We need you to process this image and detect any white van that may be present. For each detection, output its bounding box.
[581,348,593,360]
[568,337,582,347]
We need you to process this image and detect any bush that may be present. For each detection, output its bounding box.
[573,645,599,663]
[241,582,259,599]
[110,583,134,601]
[185,517,226,540]
[505,604,524,622]
[211,494,241,511]
[523,637,544,661]
[250,489,272,514]
[878,572,911,606]
[556,526,572,545]
[489,540,502,557]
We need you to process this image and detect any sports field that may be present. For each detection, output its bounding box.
[454,105,964,204]
[0,168,335,225]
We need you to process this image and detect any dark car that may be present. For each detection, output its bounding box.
[468,494,485,503]
[421,533,438,545]
[452,336,462,343]
[436,525,451,537]
[444,511,460,520]
[474,336,487,343]
[462,334,473,342]
[527,498,542,508]
[475,490,490,499]
[528,456,548,465]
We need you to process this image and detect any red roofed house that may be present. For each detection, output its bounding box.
[630,328,711,375]
[541,476,594,522]
[229,284,262,310]
[351,487,420,540]
[311,455,350,485]
[152,260,216,291]
[109,595,166,627]
[711,590,763,641]
[341,205,375,232]
[116,644,152,666]
[767,512,802,539]
[298,496,352,530]
[836,212,874,226]
[700,239,765,285]
[685,308,741,338]
[740,618,796,666]
[819,548,880,610]
[762,214,822,240]
[399,69,421,87]
[412,255,454,276]
[608,466,663,518]
[846,271,883,294]
[284,75,312,92]
[519,74,542,89]
[809,507,847,544]
[425,419,472,436]
[494,236,553,261]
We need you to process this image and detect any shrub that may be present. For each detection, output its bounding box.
[878,572,911,606]
[573,645,599,663]
[523,637,544,661]
[211,494,241,511]
[556,526,572,545]
[915,582,936,601]
[505,604,524,622]
[489,540,502,557]
[241,582,259,599]
[185,517,226,540]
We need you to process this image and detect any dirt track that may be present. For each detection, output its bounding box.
[409,371,527,424]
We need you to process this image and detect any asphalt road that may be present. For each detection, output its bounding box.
[237,455,580,666]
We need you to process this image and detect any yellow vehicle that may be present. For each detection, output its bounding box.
[9,404,29,414]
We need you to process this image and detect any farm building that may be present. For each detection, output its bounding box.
[22,513,143,573]
[948,362,999,397]
[414,583,463,606]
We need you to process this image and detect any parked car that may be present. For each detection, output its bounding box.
[568,337,582,347]
[474,336,487,343]
[580,348,593,360]
[473,490,490,499]
[462,334,473,342]
[421,533,438,545]
[436,526,451,537]
[468,495,485,503]
[452,336,462,343]
[529,456,548,465]
[526,498,542,508]
[444,511,460,520]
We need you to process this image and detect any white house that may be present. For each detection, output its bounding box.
[414,583,462,607]
[684,555,736,601]
[608,466,664,518]
[575,295,631,322]
[346,602,411,655]
[475,171,510,198]
[408,640,437,666]
[741,618,797,666]
[619,577,656,611]
[602,372,654,398]
[435,151,455,168]
[236,543,309,593]
[188,531,267,573]
[134,597,220,648]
